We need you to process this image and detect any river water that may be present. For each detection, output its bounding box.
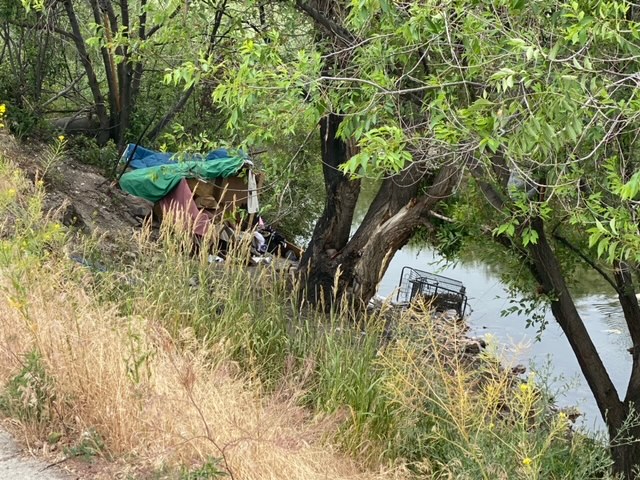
[377,245,631,434]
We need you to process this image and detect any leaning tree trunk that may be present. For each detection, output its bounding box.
[333,163,459,307]
[148,1,229,143]
[475,159,640,478]
[612,260,640,479]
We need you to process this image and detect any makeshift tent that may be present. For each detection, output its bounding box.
[118,145,303,262]
[118,145,262,244]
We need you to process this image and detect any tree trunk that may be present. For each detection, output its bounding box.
[130,0,147,102]
[525,217,640,478]
[615,261,640,348]
[116,0,132,151]
[614,262,640,479]
[610,420,640,480]
[475,160,640,478]
[336,164,459,306]
[300,112,459,309]
[526,218,623,417]
[299,113,361,307]
[62,0,110,145]
[147,85,196,143]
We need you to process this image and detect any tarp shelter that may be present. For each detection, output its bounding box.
[118,144,261,236]
[119,144,235,170]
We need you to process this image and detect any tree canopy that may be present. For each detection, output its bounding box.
[6,0,640,476]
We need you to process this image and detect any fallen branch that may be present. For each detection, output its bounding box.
[41,72,86,108]
[428,210,454,223]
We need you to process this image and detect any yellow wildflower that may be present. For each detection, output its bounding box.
[0,103,5,114]
[58,135,65,142]
[522,457,533,467]
[519,383,529,393]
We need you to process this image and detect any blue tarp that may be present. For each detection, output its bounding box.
[121,144,237,170]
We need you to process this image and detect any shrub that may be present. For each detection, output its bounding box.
[0,350,53,425]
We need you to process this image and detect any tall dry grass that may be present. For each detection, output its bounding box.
[0,271,405,479]
[0,155,405,479]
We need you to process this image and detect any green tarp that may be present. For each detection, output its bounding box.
[119,157,245,202]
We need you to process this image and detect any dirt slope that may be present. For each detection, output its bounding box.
[0,132,152,240]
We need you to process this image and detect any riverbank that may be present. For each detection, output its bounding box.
[0,133,615,478]
[377,245,626,434]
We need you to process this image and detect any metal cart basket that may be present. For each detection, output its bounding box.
[395,267,468,316]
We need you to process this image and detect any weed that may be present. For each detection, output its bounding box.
[0,350,53,425]
[39,136,67,179]
[377,308,615,478]
[178,457,227,479]
[64,428,106,462]
[138,457,227,480]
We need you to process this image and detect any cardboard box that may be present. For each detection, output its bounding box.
[195,196,219,210]
[186,178,215,197]
[213,172,263,208]
[214,175,249,207]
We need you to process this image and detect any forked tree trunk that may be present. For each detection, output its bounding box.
[300,113,459,309]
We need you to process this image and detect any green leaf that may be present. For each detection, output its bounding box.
[521,227,539,246]
[548,41,562,60]
[608,241,619,263]
[597,238,608,258]
[588,230,602,248]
